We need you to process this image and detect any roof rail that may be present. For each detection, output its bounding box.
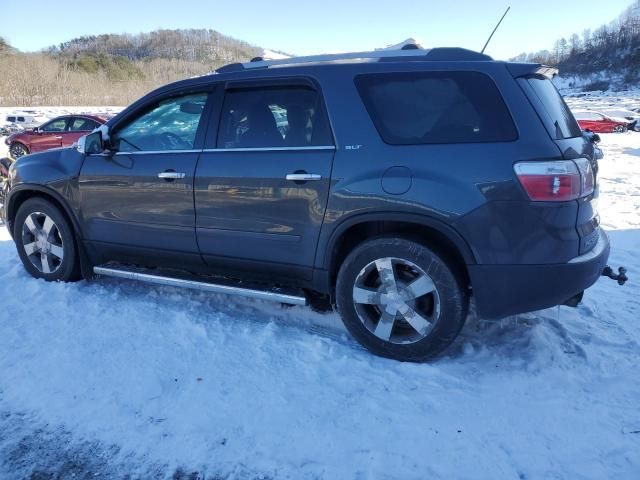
[214,47,492,74]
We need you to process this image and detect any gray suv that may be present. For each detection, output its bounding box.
[1,46,613,361]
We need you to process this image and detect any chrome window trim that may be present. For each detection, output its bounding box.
[114,149,202,155]
[203,146,336,153]
[100,146,336,156]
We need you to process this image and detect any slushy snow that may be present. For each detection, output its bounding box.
[0,129,639,477]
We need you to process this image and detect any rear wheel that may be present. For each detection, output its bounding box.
[336,237,468,361]
[14,198,80,282]
[9,142,28,159]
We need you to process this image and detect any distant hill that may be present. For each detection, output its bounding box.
[0,29,264,106]
[511,0,640,91]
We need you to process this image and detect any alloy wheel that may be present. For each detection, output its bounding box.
[21,212,64,274]
[10,143,27,159]
[352,257,441,345]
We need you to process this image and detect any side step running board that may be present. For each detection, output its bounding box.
[93,266,307,306]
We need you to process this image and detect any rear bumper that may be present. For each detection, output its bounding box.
[469,229,610,319]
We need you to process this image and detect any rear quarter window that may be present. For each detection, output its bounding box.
[520,77,582,139]
[355,71,518,145]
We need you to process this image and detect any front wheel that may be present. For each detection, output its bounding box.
[9,142,28,159]
[613,125,626,133]
[336,238,468,362]
[14,198,80,281]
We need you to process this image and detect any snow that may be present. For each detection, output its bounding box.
[1,126,640,477]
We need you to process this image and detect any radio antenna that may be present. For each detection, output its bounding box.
[481,6,511,54]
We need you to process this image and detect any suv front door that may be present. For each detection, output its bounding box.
[78,91,211,268]
[195,80,335,281]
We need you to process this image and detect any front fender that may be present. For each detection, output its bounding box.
[5,183,83,240]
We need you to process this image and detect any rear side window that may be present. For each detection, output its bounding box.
[355,71,517,145]
[70,117,99,131]
[217,85,333,148]
[522,77,581,139]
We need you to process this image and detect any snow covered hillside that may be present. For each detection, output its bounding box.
[0,134,639,478]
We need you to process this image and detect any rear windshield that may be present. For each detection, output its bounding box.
[355,71,518,145]
[522,77,581,139]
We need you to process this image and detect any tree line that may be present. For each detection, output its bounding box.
[0,29,262,106]
[511,0,640,81]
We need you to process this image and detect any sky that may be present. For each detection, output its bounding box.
[1,0,635,60]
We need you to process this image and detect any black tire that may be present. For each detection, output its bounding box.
[336,237,468,362]
[14,197,80,282]
[9,142,28,159]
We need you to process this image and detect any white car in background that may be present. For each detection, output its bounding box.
[4,113,48,130]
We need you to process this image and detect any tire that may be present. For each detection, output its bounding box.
[9,142,28,159]
[14,197,80,282]
[336,237,468,362]
[613,125,626,133]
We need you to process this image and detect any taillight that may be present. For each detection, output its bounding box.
[514,159,594,202]
[574,157,595,197]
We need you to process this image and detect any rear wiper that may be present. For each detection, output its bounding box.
[554,120,563,139]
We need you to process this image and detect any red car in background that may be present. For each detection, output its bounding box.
[573,110,629,133]
[5,114,107,159]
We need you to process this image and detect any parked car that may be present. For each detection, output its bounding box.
[4,113,44,130]
[2,47,619,361]
[572,110,629,133]
[599,108,640,132]
[0,123,23,137]
[5,114,107,159]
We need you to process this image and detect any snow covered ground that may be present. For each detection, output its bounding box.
[0,136,639,478]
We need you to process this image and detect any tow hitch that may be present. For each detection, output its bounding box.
[602,266,628,286]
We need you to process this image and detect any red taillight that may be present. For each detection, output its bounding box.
[514,159,594,202]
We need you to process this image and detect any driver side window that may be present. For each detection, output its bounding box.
[113,92,208,152]
[41,118,69,132]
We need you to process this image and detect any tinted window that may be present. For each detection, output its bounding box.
[41,118,68,132]
[217,85,332,148]
[355,71,517,144]
[7,116,15,122]
[18,117,25,122]
[524,77,581,138]
[114,92,207,152]
[70,117,99,131]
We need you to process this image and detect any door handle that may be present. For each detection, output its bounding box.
[285,173,322,181]
[158,171,186,180]
[55,136,62,139]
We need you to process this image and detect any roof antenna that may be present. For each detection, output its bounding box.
[481,6,511,54]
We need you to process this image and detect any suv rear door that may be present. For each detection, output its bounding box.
[194,79,335,281]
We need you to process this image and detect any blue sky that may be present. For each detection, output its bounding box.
[2,0,634,59]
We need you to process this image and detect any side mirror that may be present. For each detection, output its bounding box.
[32,127,40,134]
[79,131,104,154]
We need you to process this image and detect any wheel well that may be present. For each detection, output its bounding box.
[9,141,29,152]
[8,190,77,238]
[329,220,471,289]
